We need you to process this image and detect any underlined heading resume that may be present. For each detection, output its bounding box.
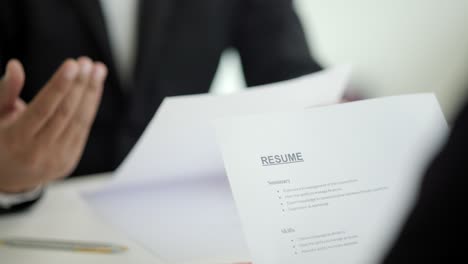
[215,94,448,264]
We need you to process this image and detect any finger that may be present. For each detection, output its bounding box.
[0,59,25,113]
[35,57,94,142]
[57,63,107,170]
[13,59,79,136]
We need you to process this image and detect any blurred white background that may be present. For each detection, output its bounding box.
[211,0,468,121]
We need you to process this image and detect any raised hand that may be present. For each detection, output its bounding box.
[0,58,107,193]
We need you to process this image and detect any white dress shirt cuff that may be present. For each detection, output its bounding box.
[0,185,43,209]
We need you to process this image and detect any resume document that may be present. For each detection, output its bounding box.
[215,94,447,264]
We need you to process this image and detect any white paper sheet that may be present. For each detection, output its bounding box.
[84,176,249,264]
[215,94,448,264]
[114,67,350,184]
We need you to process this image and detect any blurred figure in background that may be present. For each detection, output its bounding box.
[381,97,467,263]
[0,0,322,201]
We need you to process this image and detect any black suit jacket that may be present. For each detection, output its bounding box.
[0,0,321,176]
[382,101,467,263]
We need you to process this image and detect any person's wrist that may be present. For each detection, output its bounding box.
[0,179,42,194]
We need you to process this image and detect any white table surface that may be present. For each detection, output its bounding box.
[0,173,167,264]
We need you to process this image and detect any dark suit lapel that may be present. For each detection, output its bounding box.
[69,0,118,84]
[133,0,174,83]
[68,0,173,93]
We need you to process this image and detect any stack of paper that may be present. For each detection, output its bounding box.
[84,68,447,264]
[84,67,350,263]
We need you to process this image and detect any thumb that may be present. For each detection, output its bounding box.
[0,59,25,112]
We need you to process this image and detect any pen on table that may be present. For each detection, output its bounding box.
[202,262,251,264]
[0,237,128,254]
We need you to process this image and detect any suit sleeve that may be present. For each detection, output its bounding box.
[0,0,21,71]
[382,102,468,263]
[232,0,322,87]
[0,1,7,70]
